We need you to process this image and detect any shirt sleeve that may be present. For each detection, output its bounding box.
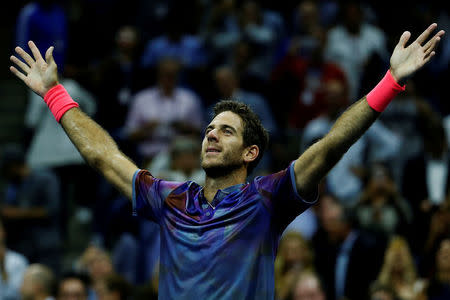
[254,161,318,232]
[132,169,182,224]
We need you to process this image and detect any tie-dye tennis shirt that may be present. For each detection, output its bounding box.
[132,161,316,299]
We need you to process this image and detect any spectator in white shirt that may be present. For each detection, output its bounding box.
[0,218,29,300]
[125,58,204,165]
[20,264,55,300]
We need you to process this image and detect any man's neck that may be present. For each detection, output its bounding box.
[203,168,247,202]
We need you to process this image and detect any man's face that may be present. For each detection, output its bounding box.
[20,271,37,300]
[58,279,88,300]
[293,276,325,300]
[201,111,246,177]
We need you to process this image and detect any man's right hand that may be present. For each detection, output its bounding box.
[10,41,59,98]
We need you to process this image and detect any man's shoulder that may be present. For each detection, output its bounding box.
[5,249,29,267]
[133,87,159,102]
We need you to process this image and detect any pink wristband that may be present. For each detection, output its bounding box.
[43,84,79,122]
[366,70,405,112]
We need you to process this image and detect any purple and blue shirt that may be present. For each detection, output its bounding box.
[132,162,316,299]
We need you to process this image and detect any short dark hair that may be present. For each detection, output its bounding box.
[213,100,269,174]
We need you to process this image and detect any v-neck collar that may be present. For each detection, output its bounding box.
[200,183,247,209]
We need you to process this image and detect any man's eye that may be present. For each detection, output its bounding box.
[224,129,232,134]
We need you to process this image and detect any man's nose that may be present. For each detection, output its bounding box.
[207,129,219,141]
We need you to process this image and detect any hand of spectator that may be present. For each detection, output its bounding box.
[389,23,445,82]
[9,41,59,98]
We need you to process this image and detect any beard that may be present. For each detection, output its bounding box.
[201,151,244,178]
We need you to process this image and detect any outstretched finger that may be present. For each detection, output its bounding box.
[10,55,30,74]
[415,23,437,45]
[423,51,436,65]
[45,46,55,65]
[424,36,441,57]
[10,66,27,82]
[396,31,411,49]
[423,30,445,52]
[15,46,34,66]
[28,41,44,62]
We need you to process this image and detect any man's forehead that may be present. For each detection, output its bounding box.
[208,111,244,131]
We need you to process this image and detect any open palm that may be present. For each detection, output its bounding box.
[390,23,445,82]
[10,41,59,97]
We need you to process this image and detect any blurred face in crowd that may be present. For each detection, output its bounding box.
[280,234,310,269]
[343,3,363,34]
[115,26,138,54]
[21,265,53,300]
[293,274,325,300]
[20,272,39,300]
[240,1,261,25]
[371,290,395,300]
[437,239,450,274]
[157,59,180,95]
[96,280,119,300]
[58,278,88,300]
[214,67,237,99]
[319,195,347,240]
[201,111,248,177]
[323,79,347,116]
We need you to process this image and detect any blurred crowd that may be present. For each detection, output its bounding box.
[1,0,450,299]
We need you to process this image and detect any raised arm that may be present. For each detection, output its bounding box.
[294,23,445,198]
[10,41,138,200]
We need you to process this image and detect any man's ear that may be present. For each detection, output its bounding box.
[243,145,259,164]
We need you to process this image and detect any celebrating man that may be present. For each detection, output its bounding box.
[9,24,444,299]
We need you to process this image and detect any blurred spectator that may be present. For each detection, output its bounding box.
[20,264,55,300]
[227,40,266,93]
[301,90,401,205]
[202,0,239,65]
[376,236,427,300]
[403,121,450,210]
[271,28,348,130]
[312,194,385,300]
[203,0,283,76]
[93,25,143,137]
[402,121,450,253]
[379,81,438,185]
[421,204,450,276]
[125,58,204,165]
[369,282,399,300]
[96,273,132,300]
[275,231,314,300]
[283,0,324,60]
[148,136,204,184]
[0,144,61,273]
[236,0,283,77]
[57,271,90,300]
[324,1,389,99]
[212,65,277,135]
[15,0,67,70]
[0,218,29,300]
[140,10,207,70]
[289,270,326,300]
[426,237,450,300]
[77,245,114,297]
[355,163,412,237]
